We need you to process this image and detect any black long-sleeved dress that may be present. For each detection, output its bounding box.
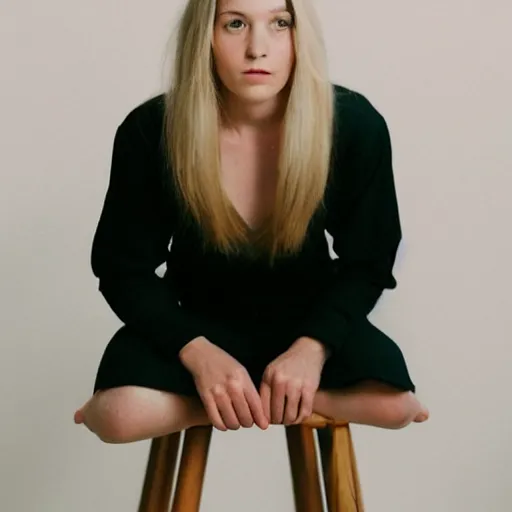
[92,83,415,396]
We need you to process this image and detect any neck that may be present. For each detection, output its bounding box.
[219,87,289,134]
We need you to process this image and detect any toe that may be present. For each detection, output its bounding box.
[414,408,430,423]
[74,409,85,424]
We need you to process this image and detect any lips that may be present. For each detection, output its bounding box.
[244,69,271,74]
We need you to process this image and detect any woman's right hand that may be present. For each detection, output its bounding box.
[179,337,269,432]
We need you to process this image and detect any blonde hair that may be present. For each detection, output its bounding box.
[163,0,334,265]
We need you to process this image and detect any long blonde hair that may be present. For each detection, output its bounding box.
[163,0,334,265]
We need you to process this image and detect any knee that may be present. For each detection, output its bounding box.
[85,388,137,444]
[382,392,418,429]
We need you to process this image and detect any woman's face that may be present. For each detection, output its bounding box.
[212,0,295,105]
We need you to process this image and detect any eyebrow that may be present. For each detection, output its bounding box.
[218,6,289,16]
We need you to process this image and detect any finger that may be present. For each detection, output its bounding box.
[283,386,302,425]
[214,389,241,430]
[246,384,269,430]
[270,376,286,424]
[201,391,227,431]
[259,381,272,425]
[228,381,254,428]
[296,389,315,424]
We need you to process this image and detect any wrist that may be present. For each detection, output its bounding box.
[293,336,330,361]
[178,336,210,365]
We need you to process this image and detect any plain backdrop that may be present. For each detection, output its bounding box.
[1,1,511,510]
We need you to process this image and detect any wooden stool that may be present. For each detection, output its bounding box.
[137,413,364,511]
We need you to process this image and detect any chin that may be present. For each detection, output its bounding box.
[235,84,284,104]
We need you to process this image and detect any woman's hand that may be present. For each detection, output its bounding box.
[259,337,330,425]
[179,337,269,432]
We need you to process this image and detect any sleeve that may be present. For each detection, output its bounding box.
[90,112,212,358]
[297,110,402,355]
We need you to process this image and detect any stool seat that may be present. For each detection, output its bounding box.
[137,413,364,511]
[301,413,349,429]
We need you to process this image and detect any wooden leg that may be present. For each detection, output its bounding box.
[171,426,213,512]
[138,433,182,512]
[317,426,333,496]
[346,426,364,510]
[319,425,364,512]
[285,424,324,512]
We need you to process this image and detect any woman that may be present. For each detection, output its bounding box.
[74,0,429,443]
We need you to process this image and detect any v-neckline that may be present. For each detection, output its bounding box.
[230,204,267,234]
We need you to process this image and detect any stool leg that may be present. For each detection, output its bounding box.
[171,426,213,512]
[317,426,333,494]
[138,433,182,512]
[346,426,364,510]
[319,425,364,512]
[285,425,324,512]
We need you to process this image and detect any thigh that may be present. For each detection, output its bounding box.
[320,317,416,393]
[91,385,201,423]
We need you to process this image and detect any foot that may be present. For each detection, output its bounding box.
[74,409,85,424]
[413,406,430,423]
[74,395,95,425]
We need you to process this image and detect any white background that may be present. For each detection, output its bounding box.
[1,0,511,510]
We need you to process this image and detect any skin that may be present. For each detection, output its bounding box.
[213,0,295,129]
[74,0,429,442]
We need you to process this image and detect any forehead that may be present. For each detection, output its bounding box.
[216,0,290,15]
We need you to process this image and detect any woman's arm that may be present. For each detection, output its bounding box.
[91,107,210,358]
[298,95,402,355]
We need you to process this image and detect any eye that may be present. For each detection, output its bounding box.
[274,17,293,29]
[225,18,246,31]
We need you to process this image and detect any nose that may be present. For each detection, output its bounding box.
[246,25,268,60]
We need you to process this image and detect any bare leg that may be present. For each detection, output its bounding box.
[74,381,429,443]
[313,380,430,430]
[74,386,211,444]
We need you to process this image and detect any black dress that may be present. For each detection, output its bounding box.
[92,83,415,397]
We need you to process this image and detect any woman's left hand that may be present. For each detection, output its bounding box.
[259,337,330,425]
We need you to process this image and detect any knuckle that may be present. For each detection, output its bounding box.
[226,377,244,393]
[211,384,226,398]
[287,378,302,391]
[230,367,247,380]
[299,380,312,393]
[262,367,273,382]
[304,380,318,393]
[273,372,288,386]
[301,389,314,403]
